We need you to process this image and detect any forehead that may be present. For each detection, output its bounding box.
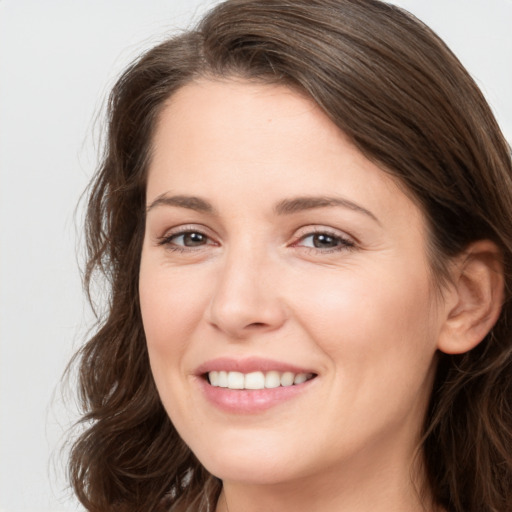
[151,79,330,174]
[147,79,422,230]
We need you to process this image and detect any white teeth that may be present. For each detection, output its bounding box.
[294,373,308,385]
[218,371,228,387]
[265,371,281,388]
[227,371,245,389]
[209,371,219,386]
[280,372,295,386]
[245,371,265,389]
[208,370,313,390]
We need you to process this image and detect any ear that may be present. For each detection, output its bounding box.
[437,240,504,355]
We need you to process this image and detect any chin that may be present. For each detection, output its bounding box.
[203,455,299,486]
[185,428,308,485]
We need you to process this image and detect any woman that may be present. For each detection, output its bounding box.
[68,0,512,511]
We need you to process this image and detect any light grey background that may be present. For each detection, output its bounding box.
[0,1,510,511]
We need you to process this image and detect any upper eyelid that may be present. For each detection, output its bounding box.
[292,225,355,241]
[154,223,356,245]
[159,224,214,238]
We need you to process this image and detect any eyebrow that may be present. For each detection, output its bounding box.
[274,196,380,224]
[146,193,379,224]
[146,194,216,214]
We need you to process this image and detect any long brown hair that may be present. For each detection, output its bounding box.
[68,1,512,510]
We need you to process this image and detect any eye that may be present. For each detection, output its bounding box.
[157,228,216,251]
[171,231,208,247]
[302,233,341,249]
[293,229,355,252]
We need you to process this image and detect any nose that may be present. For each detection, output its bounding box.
[206,246,287,339]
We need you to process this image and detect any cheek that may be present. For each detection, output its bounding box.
[139,259,211,424]
[140,260,209,345]
[289,265,439,451]
[139,260,211,402]
[292,261,438,376]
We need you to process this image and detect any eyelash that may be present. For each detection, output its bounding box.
[291,228,356,254]
[157,227,214,253]
[157,227,356,254]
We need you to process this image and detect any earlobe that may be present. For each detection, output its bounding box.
[437,240,504,355]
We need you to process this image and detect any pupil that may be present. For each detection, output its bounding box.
[184,232,205,246]
[313,234,337,248]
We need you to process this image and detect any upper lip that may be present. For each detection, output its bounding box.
[195,357,316,376]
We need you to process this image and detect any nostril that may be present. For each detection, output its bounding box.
[247,322,266,329]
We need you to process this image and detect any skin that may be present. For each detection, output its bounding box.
[139,79,453,511]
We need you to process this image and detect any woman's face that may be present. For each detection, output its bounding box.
[140,79,446,487]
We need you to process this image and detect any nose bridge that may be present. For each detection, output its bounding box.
[207,237,286,337]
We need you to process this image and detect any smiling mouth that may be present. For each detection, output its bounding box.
[206,370,316,390]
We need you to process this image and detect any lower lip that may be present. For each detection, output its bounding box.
[197,377,315,413]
